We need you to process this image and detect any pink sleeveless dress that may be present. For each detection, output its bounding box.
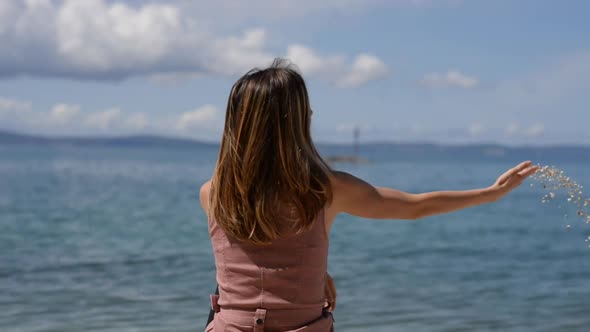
[204,199,334,331]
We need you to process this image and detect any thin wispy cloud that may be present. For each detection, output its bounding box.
[468,123,485,136]
[84,108,122,130]
[126,113,149,130]
[0,97,32,113]
[422,70,478,88]
[503,123,544,138]
[176,105,219,131]
[525,123,545,138]
[48,104,80,126]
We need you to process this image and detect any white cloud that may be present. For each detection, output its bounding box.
[237,28,266,49]
[176,105,218,131]
[502,122,545,138]
[409,123,428,134]
[85,108,122,129]
[468,122,485,136]
[55,1,184,73]
[0,99,224,138]
[338,54,389,88]
[525,123,544,138]
[422,70,478,88]
[0,97,32,126]
[0,0,387,87]
[207,29,275,77]
[505,122,520,136]
[285,46,389,87]
[49,103,80,125]
[126,113,148,130]
[336,123,355,133]
[286,45,344,76]
[0,97,32,112]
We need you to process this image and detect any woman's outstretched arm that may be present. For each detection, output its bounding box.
[329,161,538,220]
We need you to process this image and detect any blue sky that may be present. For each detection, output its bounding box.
[0,0,588,145]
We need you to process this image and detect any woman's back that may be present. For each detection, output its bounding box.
[203,182,335,331]
[209,189,329,309]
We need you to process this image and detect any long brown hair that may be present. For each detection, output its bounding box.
[210,58,332,245]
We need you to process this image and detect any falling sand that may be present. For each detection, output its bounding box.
[530,164,590,245]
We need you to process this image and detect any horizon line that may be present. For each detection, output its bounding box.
[1,128,590,149]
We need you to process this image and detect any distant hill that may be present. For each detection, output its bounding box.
[1,129,589,162]
[320,141,590,162]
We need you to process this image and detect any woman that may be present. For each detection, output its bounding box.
[201,59,538,331]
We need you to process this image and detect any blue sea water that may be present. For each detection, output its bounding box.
[1,144,590,332]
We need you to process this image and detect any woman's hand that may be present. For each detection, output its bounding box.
[324,273,336,312]
[488,160,539,201]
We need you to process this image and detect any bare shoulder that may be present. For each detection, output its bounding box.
[329,170,361,189]
[327,169,395,220]
[199,179,212,212]
[328,170,372,200]
[325,170,367,219]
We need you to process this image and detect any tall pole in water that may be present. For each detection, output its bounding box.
[353,125,360,158]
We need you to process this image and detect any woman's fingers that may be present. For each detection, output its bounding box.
[328,278,336,310]
[517,165,539,177]
[497,170,511,185]
[325,273,336,311]
[505,164,538,189]
[512,161,533,176]
[497,161,533,185]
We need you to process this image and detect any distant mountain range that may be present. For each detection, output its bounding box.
[1,129,589,161]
